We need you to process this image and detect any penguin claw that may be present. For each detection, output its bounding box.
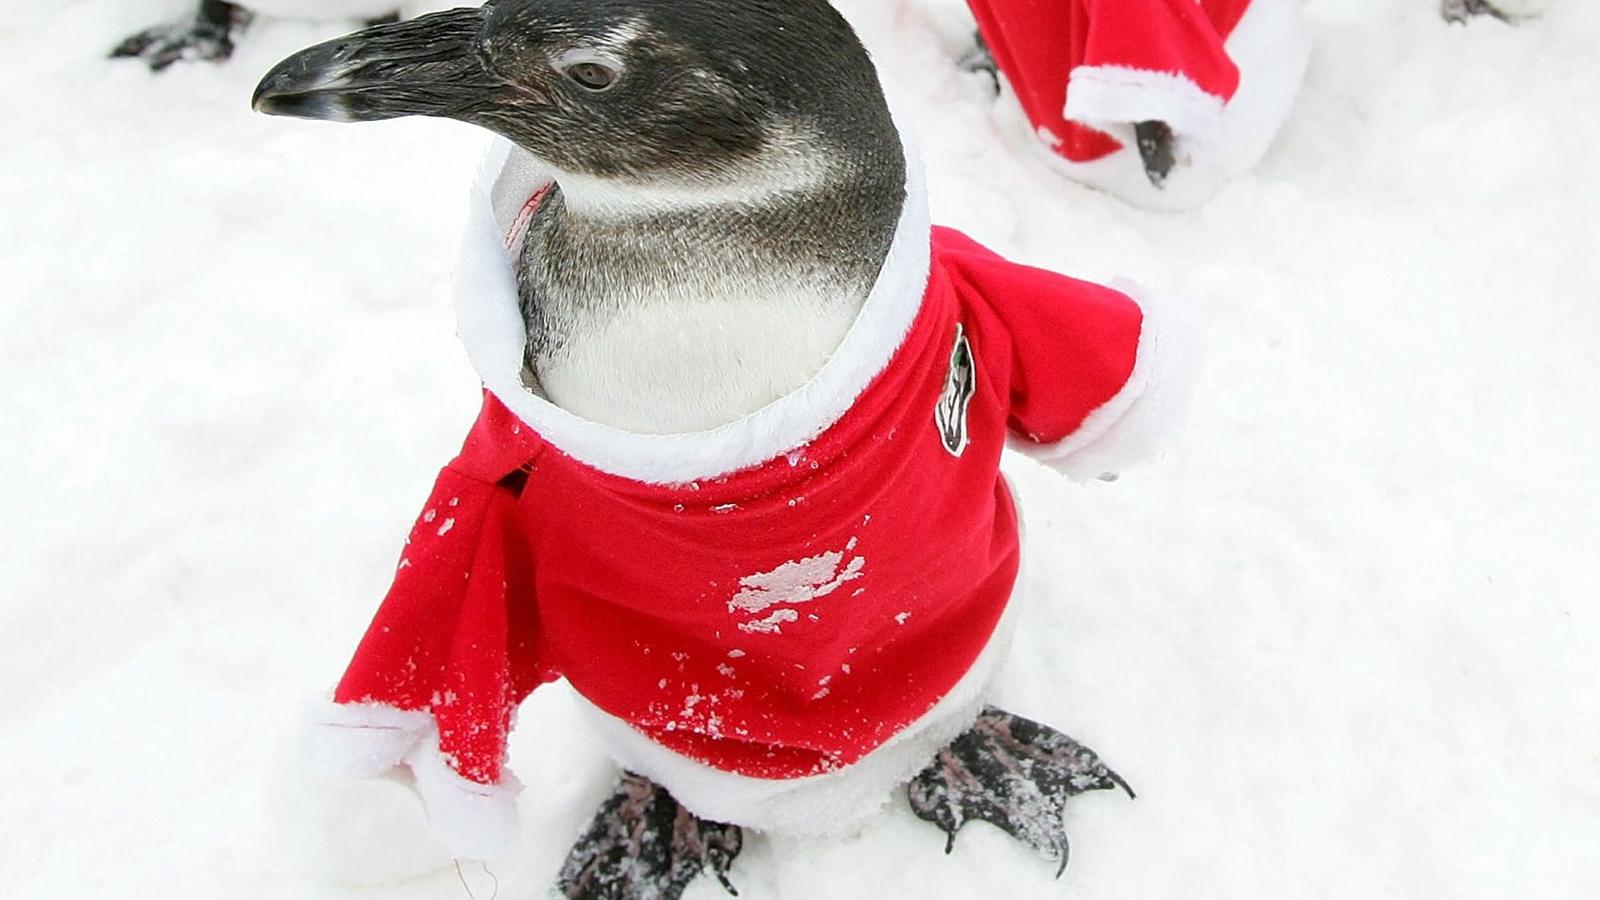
[1134,121,1177,189]
[958,31,1000,97]
[110,25,228,73]
[110,1,251,72]
[907,706,1131,877]
[558,772,743,900]
[1440,0,1518,23]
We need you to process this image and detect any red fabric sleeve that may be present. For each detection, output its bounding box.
[331,396,552,785]
[1075,0,1241,100]
[934,227,1143,447]
[969,0,1121,162]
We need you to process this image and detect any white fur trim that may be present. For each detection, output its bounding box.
[1008,0,1310,210]
[1208,0,1313,174]
[403,737,521,861]
[303,700,433,780]
[302,700,520,860]
[1013,280,1207,481]
[575,582,1021,835]
[1065,65,1226,148]
[452,114,932,485]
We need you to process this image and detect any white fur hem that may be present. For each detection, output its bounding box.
[453,107,932,485]
[302,700,520,860]
[1065,65,1226,148]
[1013,280,1207,481]
[574,583,1021,835]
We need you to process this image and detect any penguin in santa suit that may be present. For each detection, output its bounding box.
[254,1,1204,896]
[111,0,408,72]
[964,0,1310,209]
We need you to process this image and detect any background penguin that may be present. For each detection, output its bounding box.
[957,0,1310,210]
[253,2,1201,897]
[111,0,406,72]
[954,0,1543,203]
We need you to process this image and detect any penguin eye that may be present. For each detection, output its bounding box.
[563,60,619,91]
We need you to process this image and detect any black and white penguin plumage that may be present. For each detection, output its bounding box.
[255,0,906,434]
[111,1,405,72]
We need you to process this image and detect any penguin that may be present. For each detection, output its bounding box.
[958,0,1538,203]
[1440,0,1553,21]
[254,3,1203,898]
[110,0,403,72]
[959,0,1311,210]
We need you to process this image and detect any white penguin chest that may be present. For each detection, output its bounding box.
[536,291,858,435]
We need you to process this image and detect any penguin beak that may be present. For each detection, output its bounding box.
[252,8,510,123]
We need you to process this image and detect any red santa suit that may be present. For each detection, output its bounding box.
[303,130,1206,859]
[967,0,1309,208]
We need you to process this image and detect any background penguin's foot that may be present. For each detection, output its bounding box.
[1440,0,1546,23]
[1135,121,1177,189]
[364,11,403,27]
[557,771,743,900]
[958,31,1000,97]
[110,0,251,72]
[907,706,1133,877]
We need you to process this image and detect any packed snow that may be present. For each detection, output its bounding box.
[3,1,1598,898]
[730,545,867,618]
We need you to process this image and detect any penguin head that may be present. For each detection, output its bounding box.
[253,0,899,189]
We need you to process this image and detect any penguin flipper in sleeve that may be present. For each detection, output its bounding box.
[254,2,1205,897]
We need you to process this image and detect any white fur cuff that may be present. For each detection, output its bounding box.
[301,699,521,860]
[1016,280,1207,481]
[1065,65,1227,148]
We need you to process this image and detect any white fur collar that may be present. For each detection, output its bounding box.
[452,117,932,485]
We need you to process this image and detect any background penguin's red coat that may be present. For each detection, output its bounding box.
[969,0,1253,163]
[965,0,1309,209]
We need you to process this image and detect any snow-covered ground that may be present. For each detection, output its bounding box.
[3,0,1597,897]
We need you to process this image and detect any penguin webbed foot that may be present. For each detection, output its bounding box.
[1440,0,1522,23]
[558,771,743,900]
[907,706,1132,878]
[110,0,251,72]
[1135,121,1177,189]
[958,31,1000,97]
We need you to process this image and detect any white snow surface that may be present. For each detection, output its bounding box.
[3,1,1599,898]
